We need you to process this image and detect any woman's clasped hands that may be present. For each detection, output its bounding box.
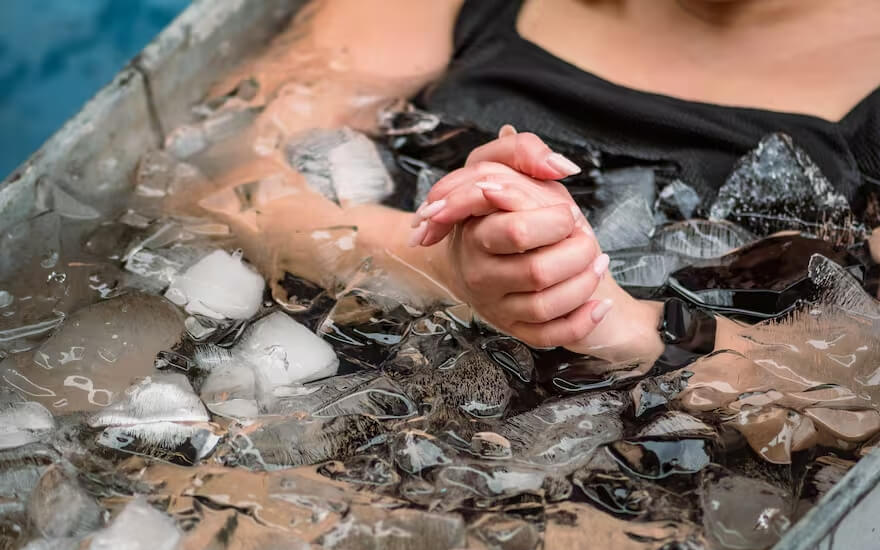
[408,126,615,349]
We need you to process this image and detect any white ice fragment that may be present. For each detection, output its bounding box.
[89,373,209,427]
[88,497,181,550]
[0,401,55,450]
[165,125,208,159]
[287,127,394,205]
[0,290,12,308]
[165,249,265,320]
[239,311,339,384]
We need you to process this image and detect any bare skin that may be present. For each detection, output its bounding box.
[209,0,880,361]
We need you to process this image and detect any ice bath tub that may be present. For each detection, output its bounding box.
[0,0,877,548]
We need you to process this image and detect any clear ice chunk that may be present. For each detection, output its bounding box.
[0,401,55,450]
[497,392,627,474]
[200,364,259,419]
[97,421,221,466]
[700,469,792,550]
[654,179,701,222]
[313,376,417,420]
[238,311,339,385]
[286,127,394,205]
[27,464,102,539]
[653,220,754,259]
[88,372,209,427]
[1,293,185,413]
[415,166,447,207]
[88,497,181,550]
[709,133,852,236]
[594,194,655,251]
[164,249,265,320]
[609,251,680,288]
[229,414,384,469]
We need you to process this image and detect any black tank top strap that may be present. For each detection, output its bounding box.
[452,0,524,57]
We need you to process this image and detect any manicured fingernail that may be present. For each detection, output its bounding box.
[546,153,581,176]
[415,201,428,216]
[499,124,517,138]
[570,204,582,223]
[592,253,610,277]
[581,222,595,238]
[408,220,428,247]
[411,214,424,228]
[476,181,503,191]
[420,199,446,218]
[591,299,613,323]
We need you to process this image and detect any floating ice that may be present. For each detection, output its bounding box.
[1,293,185,413]
[313,376,416,420]
[700,469,792,550]
[88,497,181,550]
[415,166,446,208]
[165,249,265,320]
[97,421,221,466]
[609,251,680,288]
[709,133,852,236]
[286,127,394,205]
[27,464,102,539]
[239,311,339,385]
[317,505,465,550]
[88,373,208,427]
[653,219,754,259]
[392,430,452,474]
[229,414,384,469]
[200,364,259,419]
[594,193,655,251]
[0,400,55,450]
[497,392,627,473]
[655,179,701,222]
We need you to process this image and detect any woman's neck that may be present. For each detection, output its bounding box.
[520,0,880,121]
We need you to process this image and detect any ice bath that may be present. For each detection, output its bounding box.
[2,1,880,549]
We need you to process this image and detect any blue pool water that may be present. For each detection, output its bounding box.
[0,0,190,179]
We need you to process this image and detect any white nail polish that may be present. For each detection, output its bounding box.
[546,153,581,176]
[591,299,613,323]
[592,253,610,277]
[476,181,503,191]
[419,199,446,218]
[408,220,428,247]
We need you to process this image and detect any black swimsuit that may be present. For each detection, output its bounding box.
[415,0,880,224]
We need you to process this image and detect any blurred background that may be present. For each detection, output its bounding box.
[0,0,190,179]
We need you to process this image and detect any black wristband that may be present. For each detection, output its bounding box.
[652,298,717,375]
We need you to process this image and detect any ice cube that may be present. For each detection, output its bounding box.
[27,464,101,539]
[709,133,852,236]
[165,249,265,320]
[239,311,339,384]
[653,220,754,259]
[97,421,221,466]
[200,364,259,419]
[88,497,181,550]
[609,252,680,288]
[286,127,394,205]
[654,179,701,221]
[594,194,655,251]
[88,373,209,427]
[0,401,55,450]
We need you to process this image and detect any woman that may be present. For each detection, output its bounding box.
[230,0,880,364]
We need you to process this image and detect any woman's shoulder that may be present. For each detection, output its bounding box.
[308,0,465,79]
